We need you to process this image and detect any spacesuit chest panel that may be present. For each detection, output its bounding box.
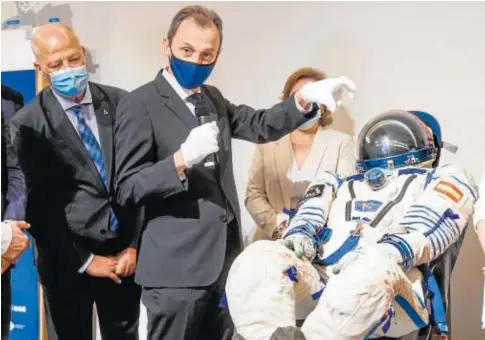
[329,174,427,235]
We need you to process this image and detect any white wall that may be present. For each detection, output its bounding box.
[2,1,485,338]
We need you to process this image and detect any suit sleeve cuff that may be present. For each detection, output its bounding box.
[294,96,313,113]
[3,199,26,221]
[78,253,95,273]
[1,222,13,255]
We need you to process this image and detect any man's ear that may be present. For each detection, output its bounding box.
[33,62,41,72]
[162,38,171,57]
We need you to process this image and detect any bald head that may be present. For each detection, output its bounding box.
[31,23,81,59]
[32,23,86,82]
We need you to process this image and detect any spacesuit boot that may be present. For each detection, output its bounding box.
[270,327,307,340]
[226,240,323,340]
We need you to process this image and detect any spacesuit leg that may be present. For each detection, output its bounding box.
[225,240,324,340]
[301,246,428,340]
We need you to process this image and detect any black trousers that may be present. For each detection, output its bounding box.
[41,269,141,340]
[142,224,241,340]
[1,270,11,340]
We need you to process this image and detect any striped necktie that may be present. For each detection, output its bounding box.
[72,105,118,232]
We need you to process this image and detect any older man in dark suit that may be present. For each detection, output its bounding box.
[114,5,355,340]
[1,85,28,340]
[10,23,140,340]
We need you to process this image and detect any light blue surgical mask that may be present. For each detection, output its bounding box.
[298,109,321,130]
[50,65,89,98]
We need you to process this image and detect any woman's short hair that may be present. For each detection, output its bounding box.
[281,67,333,127]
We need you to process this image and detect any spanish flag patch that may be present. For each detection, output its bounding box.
[434,181,463,203]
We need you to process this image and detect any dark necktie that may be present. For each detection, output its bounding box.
[72,105,119,232]
[186,93,207,117]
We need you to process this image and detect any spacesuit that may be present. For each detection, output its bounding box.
[225,110,478,340]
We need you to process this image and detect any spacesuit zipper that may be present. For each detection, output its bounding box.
[370,175,418,228]
[345,181,356,221]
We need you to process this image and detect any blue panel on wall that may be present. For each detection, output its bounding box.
[2,69,36,104]
[2,69,39,340]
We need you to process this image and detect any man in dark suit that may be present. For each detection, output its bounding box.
[1,85,28,340]
[114,5,355,340]
[9,23,141,340]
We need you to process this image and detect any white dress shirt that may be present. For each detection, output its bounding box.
[1,221,13,255]
[162,68,197,115]
[52,87,100,273]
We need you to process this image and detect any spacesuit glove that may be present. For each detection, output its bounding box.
[300,76,356,112]
[283,232,316,260]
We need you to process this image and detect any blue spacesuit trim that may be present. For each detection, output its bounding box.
[398,168,428,175]
[346,174,365,181]
[283,208,296,217]
[410,206,461,236]
[324,171,345,188]
[420,265,449,335]
[424,169,436,189]
[351,216,371,222]
[317,228,333,244]
[356,148,438,173]
[311,288,324,300]
[313,234,360,266]
[285,265,298,283]
[363,307,395,339]
[378,234,414,271]
[423,209,459,238]
[395,295,428,329]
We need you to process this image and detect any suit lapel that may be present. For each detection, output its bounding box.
[200,86,226,175]
[41,87,106,191]
[41,88,90,161]
[154,71,198,129]
[274,135,292,209]
[90,84,114,189]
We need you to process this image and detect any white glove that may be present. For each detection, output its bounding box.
[300,76,356,113]
[283,233,316,261]
[180,122,219,168]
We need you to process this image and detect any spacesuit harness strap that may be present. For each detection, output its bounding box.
[419,264,449,335]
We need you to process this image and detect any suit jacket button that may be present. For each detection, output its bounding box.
[100,229,107,235]
[220,214,227,223]
[108,196,113,203]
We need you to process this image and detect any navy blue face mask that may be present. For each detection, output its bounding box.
[169,53,215,89]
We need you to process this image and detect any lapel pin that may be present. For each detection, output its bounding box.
[103,109,109,115]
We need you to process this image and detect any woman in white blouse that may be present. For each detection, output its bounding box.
[245,67,356,242]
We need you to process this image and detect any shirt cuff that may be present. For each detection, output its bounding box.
[179,172,187,182]
[78,253,95,273]
[294,96,313,113]
[1,221,13,255]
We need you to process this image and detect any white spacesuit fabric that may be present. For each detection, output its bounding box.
[226,165,477,340]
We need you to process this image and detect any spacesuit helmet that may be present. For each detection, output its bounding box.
[356,110,439,173]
